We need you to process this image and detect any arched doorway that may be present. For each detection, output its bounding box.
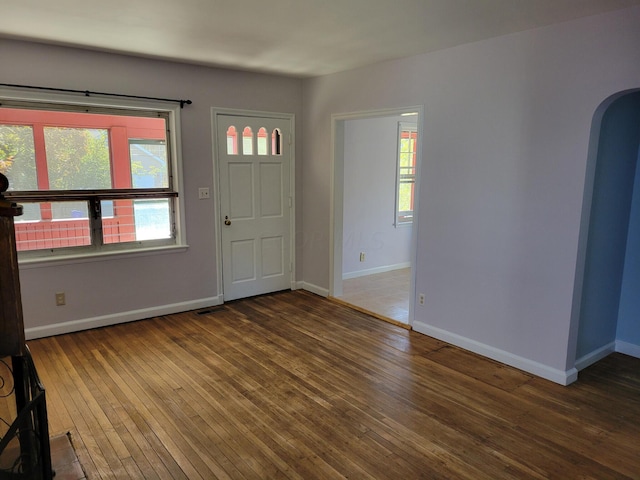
[571,90,640,372]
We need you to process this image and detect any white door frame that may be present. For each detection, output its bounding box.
[330,106,424,327]
[212,107,296,301]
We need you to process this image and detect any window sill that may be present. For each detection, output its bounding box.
[18,244,189,269]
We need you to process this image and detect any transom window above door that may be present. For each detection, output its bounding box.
[226,125,282,156]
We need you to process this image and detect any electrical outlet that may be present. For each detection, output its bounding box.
[55,292,66,306]
[418,293,425,305]
[198,187,210,199]
[359,252,365,262]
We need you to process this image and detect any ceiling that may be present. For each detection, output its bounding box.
[1,0,639,77]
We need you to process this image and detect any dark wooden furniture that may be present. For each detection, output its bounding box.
[0,172,25,357]
[0,172,53,479]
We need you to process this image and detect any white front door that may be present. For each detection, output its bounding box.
[216,113,293,301]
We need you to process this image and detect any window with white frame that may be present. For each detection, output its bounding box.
[0,98,183,258]
[395,122,417,225]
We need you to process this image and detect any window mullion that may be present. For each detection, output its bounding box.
[171,199,177,240]
[89,198,104,248]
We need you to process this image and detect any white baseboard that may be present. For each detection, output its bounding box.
[24,295,223,340]
[299,281,329,297]
[25,283,334,340]
[413,320,578,386]
[615,340,640,359]
[573,340,640,372]
[343,262,411,280]
[574,342,616,371]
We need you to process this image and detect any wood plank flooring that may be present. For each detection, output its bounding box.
[18,290,640,479]
[340,268,410,324]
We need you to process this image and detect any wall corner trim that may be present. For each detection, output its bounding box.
[413,321,578,386]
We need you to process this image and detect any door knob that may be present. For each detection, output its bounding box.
[224,215,231,226]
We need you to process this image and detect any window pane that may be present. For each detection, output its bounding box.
[19,203,42,222]
[14,201,91,251]
[51,200,89,220]
[398,182,414,213]
[134,199,171,240]
[242,127,253,155]
[102,200,114,217]
[130,140,169,188]
[0,124,37,191]
[272,129,282,155]
[226,126,238,155]
[103,198,172,244]
[44,127,112,190]
[103,199,135,244]
[257,127,268,155]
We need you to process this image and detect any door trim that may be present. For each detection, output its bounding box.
[329,106,424,327]
[212,108,296,301]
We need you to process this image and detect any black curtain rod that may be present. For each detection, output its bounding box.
[0,83,192,108]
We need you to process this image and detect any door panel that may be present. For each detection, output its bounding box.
[217,114,291,301]
[230,239,255,282]
[228,163,255,219]
[260,163,283,217]
[261,236,284,277]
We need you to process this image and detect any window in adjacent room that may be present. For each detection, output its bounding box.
[395,121,417,226]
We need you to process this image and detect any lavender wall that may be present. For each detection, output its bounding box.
[342,115,413,276]
[1,38,302,335]
[301,7,640,383]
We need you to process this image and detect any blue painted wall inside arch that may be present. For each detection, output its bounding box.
[577,92,640,358]
[618,144,640,345]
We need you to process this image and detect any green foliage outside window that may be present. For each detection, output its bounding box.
[0,125,37,190]
[0,125,111,191]
[44,127,111,190]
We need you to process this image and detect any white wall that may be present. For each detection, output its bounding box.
[301,7,640,383]
[342,115,412,276]
[0,38,303,336]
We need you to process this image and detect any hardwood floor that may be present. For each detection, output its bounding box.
[340,268,410,324]
[18,290,640,479]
